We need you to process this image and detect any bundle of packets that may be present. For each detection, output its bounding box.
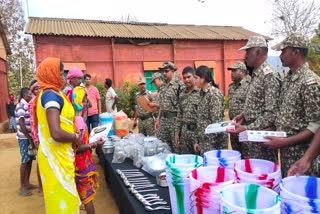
[205,121,235,134]
[239,130,287,142]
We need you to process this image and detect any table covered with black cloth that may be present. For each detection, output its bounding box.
[97,148,172,214]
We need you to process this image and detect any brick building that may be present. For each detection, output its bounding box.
[0,19,11,122]
[26,17,269,94]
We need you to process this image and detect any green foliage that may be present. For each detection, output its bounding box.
[0,0,36,95]
[224,96,228,110]
[114,81,139,118]
[93,83,106,112]
[308,23,320,76]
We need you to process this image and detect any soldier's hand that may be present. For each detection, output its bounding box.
[154,119,160,131]
[149,102,158,108]
[232,124,246,135]
[194,144,200,153]
[287,157,310,176]
[233,114,244,124]
[133,119,138,129]
[175,134,180,145]
[263,136,286,149]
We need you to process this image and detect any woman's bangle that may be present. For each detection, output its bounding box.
[73,134,77,142]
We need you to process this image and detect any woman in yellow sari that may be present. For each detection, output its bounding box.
[34,57,81,213]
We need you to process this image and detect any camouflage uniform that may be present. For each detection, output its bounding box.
[151,72,162,137]
[175,87,200,154]
[272,33,320,176]
[238,36,281,162]
[158,62,184,152]
[241,60,281,161]
[228,61,251,154]
[196,84,227,154]
[135,90,155,136]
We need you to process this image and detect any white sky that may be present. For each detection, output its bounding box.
[21,0,291,55]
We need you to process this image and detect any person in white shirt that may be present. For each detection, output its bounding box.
[104,78,118,113]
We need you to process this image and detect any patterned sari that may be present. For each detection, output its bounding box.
[37,90,80,213]
[70,86,99,205]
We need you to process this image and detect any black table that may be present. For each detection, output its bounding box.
[97,148,172,214]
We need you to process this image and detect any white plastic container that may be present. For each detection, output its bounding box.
[220,183,281,214]
[280,176,320,213]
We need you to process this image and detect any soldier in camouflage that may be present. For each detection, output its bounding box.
[150,72,163,112]
[194,65,227,154]
[133,77,155,136]
[227,61,251,154]
[263,33,320,177]
[150,72,163,136]
[155,62,184,152]
[175,66,200,154]
[231,36,281,162]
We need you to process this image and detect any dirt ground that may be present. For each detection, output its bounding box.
[0,133,119,214]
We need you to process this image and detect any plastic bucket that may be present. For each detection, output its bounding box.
[189,166,235,192]
[166,154,203,169]
[235,159,282,180]
[100,113,114,136]
[168,178,191,214]
[189,166,236,214]
[204,150,241,168]
[220,183,281,214]
[280,176,320,213]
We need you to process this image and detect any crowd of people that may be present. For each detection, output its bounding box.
[8,32,320,213]
[134,33,320,178]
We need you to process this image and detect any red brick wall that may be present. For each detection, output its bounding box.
[0,58,8,122]
[34,35,246,94]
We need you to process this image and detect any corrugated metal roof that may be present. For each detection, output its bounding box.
[0,17,11,55]
[26,17,271,40]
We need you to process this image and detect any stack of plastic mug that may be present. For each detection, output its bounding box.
[220,183,281,214]
[100,112,114,136]
[166,154,203,214]
[189,166,235,213]
[280,176,320,213]
[234,159,282,192]
[203,149,241,169]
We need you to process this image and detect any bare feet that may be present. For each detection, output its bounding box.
[19,188,32,196]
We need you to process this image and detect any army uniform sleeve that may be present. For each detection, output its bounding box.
[175,95,183,134]
[246,73,281,130]
[303,80,320,133]
[209,89,225,123]
[147,92,153,102]
[135,94,139,109]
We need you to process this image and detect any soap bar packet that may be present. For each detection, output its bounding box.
[239,130,287,142]
[205,121,235,134]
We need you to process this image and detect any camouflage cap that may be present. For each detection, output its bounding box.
[227,61,247,71]
[239,36,268,50]
[138,77,146,85]
[158,61,177,71]
[271,33,309,51]
[151,72,162,83]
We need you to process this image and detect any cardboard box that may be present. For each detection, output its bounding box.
[205,121,235,134]
[239,130,287,142]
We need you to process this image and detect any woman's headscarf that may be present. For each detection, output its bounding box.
[66,67,83,83]
[68,86,86,115]
[33,57,63,130]
[37,57,63,91]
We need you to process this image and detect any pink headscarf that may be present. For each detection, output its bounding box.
[66,67,83,82]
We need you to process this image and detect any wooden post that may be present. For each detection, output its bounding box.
[173,39,177,64]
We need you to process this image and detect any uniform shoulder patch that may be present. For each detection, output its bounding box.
[306,77,320,86]
[263,66,273,75]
